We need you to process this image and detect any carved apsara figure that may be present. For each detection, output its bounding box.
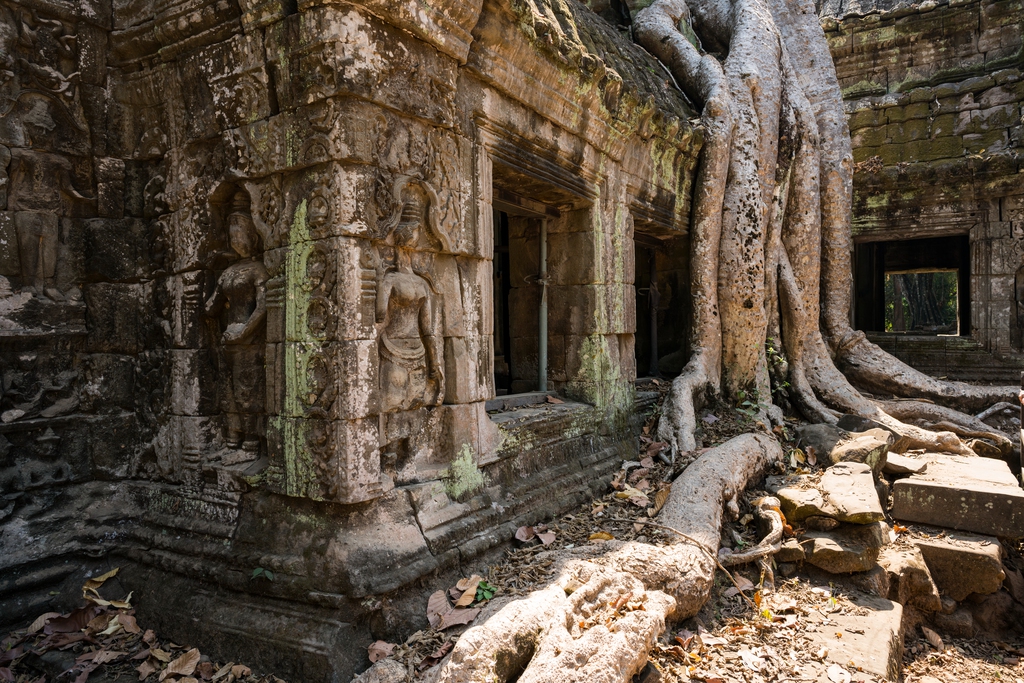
[204,191,268,459]
[377,182,444,412]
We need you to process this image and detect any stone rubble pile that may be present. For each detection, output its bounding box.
[765,416,1024,645]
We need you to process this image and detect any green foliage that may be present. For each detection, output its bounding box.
[251,567,275,582]
[475,581,497,602]
[884,271,958,333]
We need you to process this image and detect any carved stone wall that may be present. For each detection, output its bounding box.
[0,0,700,679]
[825,0,1024,367]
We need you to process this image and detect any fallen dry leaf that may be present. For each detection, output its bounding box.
[545,395,564,404]
[229,665,250,678]
[536,531,556,545]
[137,659,159,681]
[210,663,233,681]
[589,531,614,541]
[922,625,944,651]
[159,648,200,681]
[83,568,120,592]
[367,640,396,663]
[27,612,60,635]
[150,648,172,663]
[514,526,535,542]
[195,660,215,680]
[454,576,482,607]
[119,613,142,635]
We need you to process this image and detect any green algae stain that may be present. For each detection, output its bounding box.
[442,444,486,500]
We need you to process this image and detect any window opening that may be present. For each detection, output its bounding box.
[884,270,959,334]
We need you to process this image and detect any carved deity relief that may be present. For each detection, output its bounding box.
[204,190,269,464]
[0,4,90,155]
[376,179,445,413]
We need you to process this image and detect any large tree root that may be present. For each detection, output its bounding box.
[633,0,1014,455]
[875,399,1014,458]
[403,434,782,683]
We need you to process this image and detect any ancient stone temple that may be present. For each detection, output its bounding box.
[0,0,699,678]
[825,0,1024,380]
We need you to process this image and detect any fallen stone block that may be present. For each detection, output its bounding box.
[775,537,805,562]
[801,593,903,681]
[891,455,1024,538]
[830,434,888,476]
[913,531,1005,601]
[878,545,941,612]
[768,462,884,525]
[820,462,886,524]
[929,608,975,639]
[883,452,927,475]
[805,521,889,574]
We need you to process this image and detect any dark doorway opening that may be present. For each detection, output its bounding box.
[854,235,970,336]
[493,209,513,395]
[634,232,690,378]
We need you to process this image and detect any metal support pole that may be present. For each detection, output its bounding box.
[538,220,548,392]
[648,249,660,378]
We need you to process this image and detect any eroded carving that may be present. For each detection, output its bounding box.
[204,190,268,463]
[376,179,445,412]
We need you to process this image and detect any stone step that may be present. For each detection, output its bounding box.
[890,455,1024,538]
[909,527,1006,601]
[801,593,904,681]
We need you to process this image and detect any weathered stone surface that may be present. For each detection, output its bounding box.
[801,593,903,681]
[767,462,885,525]
[883,453,927,475]
[929,608,975,639]
[776,537,806,562]
[878,545,942,611]
[892,455,1024,538]
[913,531,1006,601]
[830,434,889,475]
[820,462,886,524]
[804,521,890,574]
[795,423,848,460]
[767,474,835,523]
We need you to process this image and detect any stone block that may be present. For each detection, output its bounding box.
[85,218,148,282]
[284,340,379,420]
[443,335,492,405]
[85,283,143,354]
[878,545,942,611]
[802,594,903,682]
[853,126,888,147]
[904,136,964,162]
[804,521,889,574]
[89,414,138,480]
[831,434,889,476]
[0,212,20,277]
[168,271,206,349]
[95,158,125,219]
[914,531,1006,600]
[280,416,385,504]
[891,455,1024,538]
[169,349,218,416]
[547,230,598,285]
[884,452,927,475]
[776,537,806,562]
[769,462,884,525]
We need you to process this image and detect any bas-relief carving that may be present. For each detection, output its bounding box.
[0,4,90,156]
[376,179,446,413]
[204,190,268,465]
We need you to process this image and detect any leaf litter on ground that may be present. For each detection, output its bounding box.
[0,569,288,683]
